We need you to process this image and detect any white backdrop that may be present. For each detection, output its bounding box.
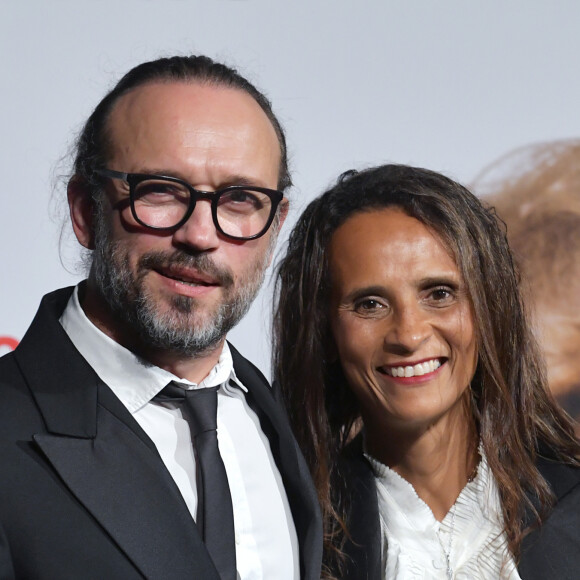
[2,0,580,376]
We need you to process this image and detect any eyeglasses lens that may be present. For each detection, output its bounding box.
[132,178,273,238]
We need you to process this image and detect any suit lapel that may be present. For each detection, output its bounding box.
[339,436,382,580]
[15,288,219,580]
[230,343,323,580]
[33,399,217,579]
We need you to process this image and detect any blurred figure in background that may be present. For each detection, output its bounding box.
[474,140,580,430]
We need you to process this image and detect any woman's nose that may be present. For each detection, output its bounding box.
[383,304,431,354]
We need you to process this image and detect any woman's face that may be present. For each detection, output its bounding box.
[329,208,478,435]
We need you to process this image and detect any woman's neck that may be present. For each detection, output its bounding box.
[364,404,478,521]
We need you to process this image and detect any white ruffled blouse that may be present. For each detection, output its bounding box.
[365,452,521,579]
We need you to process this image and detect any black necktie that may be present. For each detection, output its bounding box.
[155,384,237,580]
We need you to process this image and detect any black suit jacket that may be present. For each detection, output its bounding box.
[335,438,580,580]
[0,287,322,579]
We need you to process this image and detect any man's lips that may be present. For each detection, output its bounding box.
[139,251,234,289]
[378,357,446,378]
[155,266,219,287]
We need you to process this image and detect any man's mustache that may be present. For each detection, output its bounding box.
[138,251,234,288]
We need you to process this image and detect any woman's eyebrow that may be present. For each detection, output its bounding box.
[342,285,388,302]
[417,275,460,287]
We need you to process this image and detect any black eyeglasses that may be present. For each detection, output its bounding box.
[95,168,284,241]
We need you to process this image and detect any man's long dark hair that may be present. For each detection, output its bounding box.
[273,164,580,578]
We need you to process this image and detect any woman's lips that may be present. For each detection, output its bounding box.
[380,358,445,378]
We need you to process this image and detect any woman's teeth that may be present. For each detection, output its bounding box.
[386,359,442,378]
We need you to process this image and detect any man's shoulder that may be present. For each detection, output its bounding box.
[537,455,580,502]
[228,341,271,390]
[0,286,85,425]
[13,286,76,348]
[0,349,26,392]
[11,287,75,345]
[0,349,46,439]
[519,459,580,578]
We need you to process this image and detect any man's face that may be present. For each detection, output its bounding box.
[76,82,283,356]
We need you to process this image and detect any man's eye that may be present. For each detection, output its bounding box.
[135,182,188,203]
[219,189,264,209]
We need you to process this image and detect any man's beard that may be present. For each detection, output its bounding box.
[90,218,269,357]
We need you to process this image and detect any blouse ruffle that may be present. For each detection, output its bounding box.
[365,452,521,579]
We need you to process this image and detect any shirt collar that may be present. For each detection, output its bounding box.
[59,285,245,414]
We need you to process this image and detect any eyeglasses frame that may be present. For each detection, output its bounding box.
[95,168,284,241]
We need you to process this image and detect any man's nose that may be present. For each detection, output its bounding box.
[171,200,221,251]
[383,304,431,354]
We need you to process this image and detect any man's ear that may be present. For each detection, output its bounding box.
[67,176,96,250]
[278,197,289,230]
[266,198,290,267]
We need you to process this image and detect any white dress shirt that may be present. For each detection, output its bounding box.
[60,286,299,580]
[365,452,521,580]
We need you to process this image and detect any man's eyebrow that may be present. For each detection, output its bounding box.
[131,169,270,189]
[218,175,270,188]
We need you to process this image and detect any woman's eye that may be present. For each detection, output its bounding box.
[433,289,450,299]
[354,299,385,313]
[428,287,454,303]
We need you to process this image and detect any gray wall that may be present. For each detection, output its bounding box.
[2,0,580,376]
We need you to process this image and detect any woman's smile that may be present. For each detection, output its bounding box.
[329,207,478,433]
[379,357,444,379]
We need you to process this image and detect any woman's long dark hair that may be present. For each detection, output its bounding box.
[273,164,580,578]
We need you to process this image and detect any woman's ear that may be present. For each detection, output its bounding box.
[67,176,96,250]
